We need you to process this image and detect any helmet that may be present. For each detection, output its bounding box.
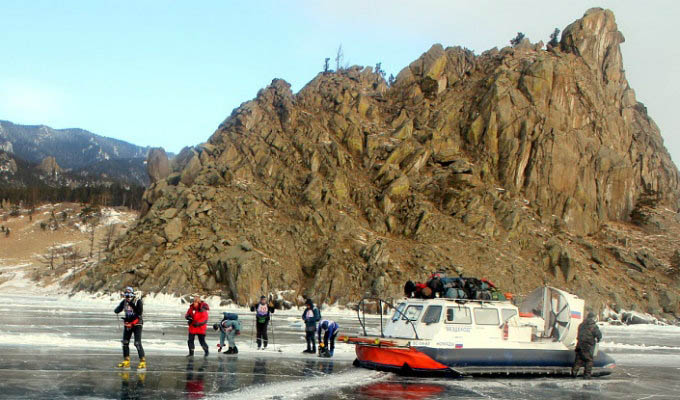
[124,287,135,298]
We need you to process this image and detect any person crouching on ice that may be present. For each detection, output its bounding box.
[114,287,146,370]
[301,298,321,354]
[185,294,210,357]
[250,295,275,350]
[213,312,241,354]
[317,320,339,358]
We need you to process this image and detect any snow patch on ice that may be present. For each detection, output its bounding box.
[599,341,680,351]
[214,368,388,399]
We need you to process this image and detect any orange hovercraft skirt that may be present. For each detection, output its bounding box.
[355,344,451,373]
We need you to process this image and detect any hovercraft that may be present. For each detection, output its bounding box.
[342,285,615,377]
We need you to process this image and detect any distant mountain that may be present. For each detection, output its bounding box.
[0,120,154,185]
[72,157,149,186]
[0,150,136,188]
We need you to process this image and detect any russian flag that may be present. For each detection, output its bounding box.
[571,311,582,319]
[455,344,463,349]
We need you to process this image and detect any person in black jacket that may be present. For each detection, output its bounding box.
[572,312,603,378]
[114,287,146,370]
[250,296,275,350]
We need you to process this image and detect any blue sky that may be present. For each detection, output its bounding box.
[0,1,678,163]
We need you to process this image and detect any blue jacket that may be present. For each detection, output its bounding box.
[301,306,321,329]
[317,320,339,342]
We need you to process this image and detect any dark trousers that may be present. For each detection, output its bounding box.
[256,321,269,348]
[305,327,316,351]
[572,346,594,377]
[323,330,338,352]
[188,333,209,354]
[122,325,144,358]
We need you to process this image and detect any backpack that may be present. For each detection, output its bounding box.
[490,291,505,301]
[426,276,444,295]
[476,290,492,300]
[444,287,467,299]
[224,313,239,321]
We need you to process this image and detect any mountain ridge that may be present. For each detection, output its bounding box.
[71,8,680,317]
[0,119,161,186]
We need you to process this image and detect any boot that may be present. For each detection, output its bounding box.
[137,358,147,370]
[117,357,131,369]
[217,344,224,353]
[225,347,234,354]
[203,348,209,357]
[186,350,194,357]
[233,346,238,354]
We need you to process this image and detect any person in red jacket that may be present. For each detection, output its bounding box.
[185,294,210,357]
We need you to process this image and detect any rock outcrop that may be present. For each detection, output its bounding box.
[146,147,170,184]
[73,9,680,315]
[37,156,61,175]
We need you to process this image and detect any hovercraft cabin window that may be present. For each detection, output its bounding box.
[445,307,472,324]
[392,303,406,322]
[501,308,517,322]
[474,308,500,325]
[402,305,423,321]
[422,305,442,324]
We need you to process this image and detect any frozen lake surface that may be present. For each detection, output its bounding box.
[0,292,679,399]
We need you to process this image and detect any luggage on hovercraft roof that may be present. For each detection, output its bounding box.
[404,281,434,299]
[441,276,465,288]
[443,287,467,299]
[490,290,506,301]
[426,275,445,295]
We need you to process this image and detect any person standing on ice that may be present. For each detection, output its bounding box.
[114,287,146,370]
[213,312,241,354]
[317,319,339,358]
[250,295,275,350]
[301,298,321,354]
[185,294,210,357]
[571,312,602,379]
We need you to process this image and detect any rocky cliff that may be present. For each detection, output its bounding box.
[73,9,680,317]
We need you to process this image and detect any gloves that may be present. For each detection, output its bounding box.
[213,324,219,331]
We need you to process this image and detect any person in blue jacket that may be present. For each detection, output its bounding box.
[317,319,339,358]
[301,298,321,354]
[213,312,241,354]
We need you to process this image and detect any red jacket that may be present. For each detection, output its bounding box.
[186,302,210,335]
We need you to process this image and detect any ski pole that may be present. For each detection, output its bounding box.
[270,314,281,352]
[251,315,256,349]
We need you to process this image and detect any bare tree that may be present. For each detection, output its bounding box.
[99,223,118,261]
[79,206,101,259]
[335,45,344,71]
[375,62,385,80]
[40,244,58,270]
[69,247,83,269]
